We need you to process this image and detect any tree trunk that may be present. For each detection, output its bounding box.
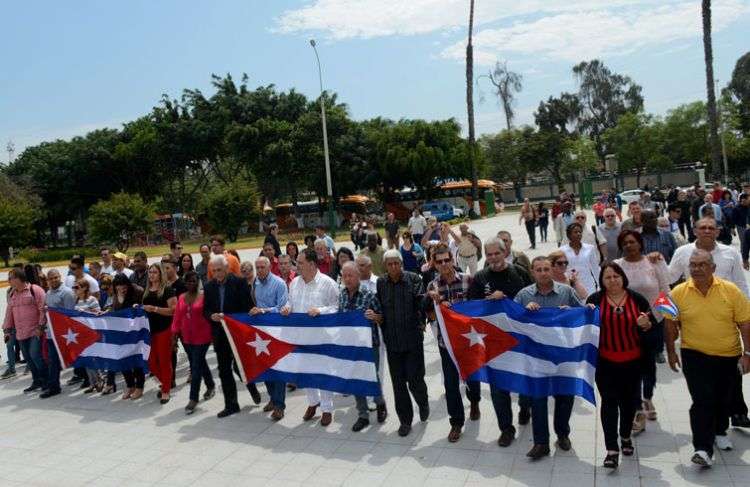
[466,0,479,217]
[504,103,512,132]
[702,0,723,179]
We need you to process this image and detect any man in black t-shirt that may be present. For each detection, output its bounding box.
[384,212,400,250]
[468,237,532,448]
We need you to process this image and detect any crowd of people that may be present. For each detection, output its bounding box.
[2,183,750,470]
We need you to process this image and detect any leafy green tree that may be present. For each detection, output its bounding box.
[573,60,644,161]
[199,179,261,242]
[727,51,750,134]
[87,192,155,249]
[660,102,709,166]
[0,199,37,267]
[603,113,668,187]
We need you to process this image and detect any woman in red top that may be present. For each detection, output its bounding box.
[586,263,653,469]
[171,271,215,414]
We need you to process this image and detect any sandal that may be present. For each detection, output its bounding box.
[130,388,143,400]
[603,452,619,469]
[621,438,635,456]
[121,388,134,400]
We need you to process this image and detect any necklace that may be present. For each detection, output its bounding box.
[606,292,627,314]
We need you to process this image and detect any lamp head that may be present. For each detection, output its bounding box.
[309,39,316,47]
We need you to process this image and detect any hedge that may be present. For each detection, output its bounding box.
[16,247,101,264]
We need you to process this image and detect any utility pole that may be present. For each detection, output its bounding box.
[715,79,729,184]
[6,140,15,164]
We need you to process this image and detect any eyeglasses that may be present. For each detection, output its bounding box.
[553,261,569,267]
[72,286,80,290]
[575,216,586,220]
[435,258,452,265]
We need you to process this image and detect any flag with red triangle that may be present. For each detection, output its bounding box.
[221,311,382,397]
[437,304,518,380]
[47,307,151,371]
[48,310,102,368]
[435,298,601,404]
[653,291,678,320]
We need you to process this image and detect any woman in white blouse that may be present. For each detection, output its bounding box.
[614,229,670,435]
[560,222,600,297]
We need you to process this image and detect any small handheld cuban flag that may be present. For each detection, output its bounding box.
[653,292,678,320]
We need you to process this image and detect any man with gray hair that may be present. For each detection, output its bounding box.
[203,253,253,418]
[339,261,387,431]
[469,236,533,447]
[250,255,289,421]
[666,248,750,466]
[356,254,377,294]
[599,207,622,261]
[41,269,76,398]
[376,249,429,437]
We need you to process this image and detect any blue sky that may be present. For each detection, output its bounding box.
[2,0,749,161]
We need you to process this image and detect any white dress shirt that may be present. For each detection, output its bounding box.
[287,270,339,314]
[561,242,600,296]
[668,242,749,297]
[359,274,378,294]
[101,264,115,275]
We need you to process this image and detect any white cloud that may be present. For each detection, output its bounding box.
[275,0,674,39]
[276,0,749,65]
[440,0,750,64]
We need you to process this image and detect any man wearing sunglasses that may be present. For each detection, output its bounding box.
[426,243,480,443]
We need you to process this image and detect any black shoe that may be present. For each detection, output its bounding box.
[497,427,516,447]
[203,387,216,401]
[248,384,261,404]
[557,436,572,451]
[352,418,370,432]
[603,452,619,469]
[419,404,430,422]
[518,407,531,425]
[23,384,41,394]
[398,424,412,437]
[731,414,750,428]
[526,444,550,459]
[217,405,240,418]
[39,389,61,399]
[376,404,388,423]
[66,376,83,385]
[655,352,666,364]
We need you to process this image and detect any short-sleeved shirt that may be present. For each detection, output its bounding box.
[514,282,582,308]
[671,277,750,357]
[64,273,100,294]
[143,286,176,333]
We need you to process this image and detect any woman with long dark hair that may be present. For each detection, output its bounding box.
[586,263,654,469]
[179,253,194,277]
[141,263,176,404]
[614,231,669,434]
[171,271,215,414]
[285,241,299,268]
[330,247,355,284]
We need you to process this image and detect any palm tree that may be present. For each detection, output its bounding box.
[483,61,523,131]
[702,0,723,179]
[466,0,479,217]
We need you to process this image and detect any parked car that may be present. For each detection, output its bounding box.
[422,200,464,221]
[619,189,644,205]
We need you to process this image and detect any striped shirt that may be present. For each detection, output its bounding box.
[586,290,651,363]
[428,271,473,348]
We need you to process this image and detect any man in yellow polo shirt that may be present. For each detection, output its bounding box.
[665,248,750,468]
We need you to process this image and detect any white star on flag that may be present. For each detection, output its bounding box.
[462,326,487,348]
[247,334,271,356]
[62,328,79,345]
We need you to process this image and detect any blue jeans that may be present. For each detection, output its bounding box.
[530,395,574,444]
[46,338,61,392]
[265,381,287,410]
[490,386,532,432]
[19,336,47,388]
[184,344,215,403]
[5,329,17,372]
[355,346,386,419]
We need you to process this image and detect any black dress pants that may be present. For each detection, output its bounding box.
[387,347,429,426]
[212,325,239,410]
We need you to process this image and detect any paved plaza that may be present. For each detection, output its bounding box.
[1,211,750,486]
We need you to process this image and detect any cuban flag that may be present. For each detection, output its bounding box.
[222,311,381,397]
[435,299,600,404]
[47,307,150,371]
[653,292,678,320]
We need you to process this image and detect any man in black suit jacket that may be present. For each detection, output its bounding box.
[203,254,253,418]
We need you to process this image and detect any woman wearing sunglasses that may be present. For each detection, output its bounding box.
[548,250,587,300]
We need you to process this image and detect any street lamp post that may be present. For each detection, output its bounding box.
[309,39,336,237]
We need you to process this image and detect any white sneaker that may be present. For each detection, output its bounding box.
[691,450,713,467]
[715,435,733,451]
